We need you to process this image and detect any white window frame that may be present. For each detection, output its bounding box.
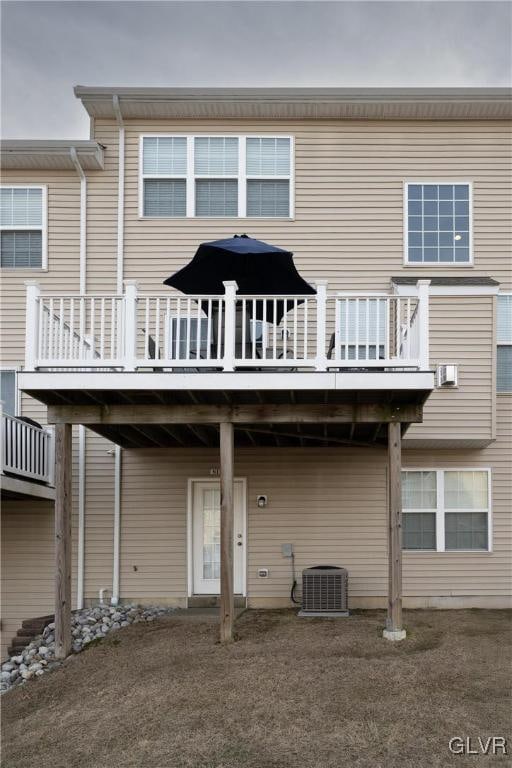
[402,468,492,553]
[0,184,48,270]
[0,367,20,416]
[497,292,512,394]
[403,180,473,267]
[139,135,294,219]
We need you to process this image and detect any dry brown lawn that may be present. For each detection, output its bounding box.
[2,609,511,768]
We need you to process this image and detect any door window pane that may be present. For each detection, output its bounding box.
[202,489,220,580]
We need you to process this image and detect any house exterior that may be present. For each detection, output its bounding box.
[1,87,511,657]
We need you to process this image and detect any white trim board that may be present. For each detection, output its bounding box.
[393,284,499,297]
[19,370,434,392]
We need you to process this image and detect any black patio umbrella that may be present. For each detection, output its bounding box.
[163,234,315,323]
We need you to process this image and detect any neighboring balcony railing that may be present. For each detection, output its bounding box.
[24,279,430,373]
[1,410,55,485]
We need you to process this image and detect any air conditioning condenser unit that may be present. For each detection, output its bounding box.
[298,565,349,617]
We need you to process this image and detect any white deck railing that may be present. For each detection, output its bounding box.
[1,411,55,485]
[24,279,430,373]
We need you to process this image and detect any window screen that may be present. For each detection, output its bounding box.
[246,138,290,176]
[247,180,290,217]
[143,180,186,217]
[497,295,512,392]
[194,137,238,176]
[0,370,16,416]
[142,137,187,175]
[1,231,42,268]
[195,180,238,217]
[1,187,44,268]
[402,471,437,550]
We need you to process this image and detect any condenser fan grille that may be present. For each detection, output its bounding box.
[300,566,348,615]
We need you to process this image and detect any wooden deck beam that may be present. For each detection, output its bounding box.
[54,423,72,659]
[47,402,422,426]
[219,422,235,644]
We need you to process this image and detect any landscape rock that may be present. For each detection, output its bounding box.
[1,603,175,694]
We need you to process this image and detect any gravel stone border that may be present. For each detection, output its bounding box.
[1,604,174,693]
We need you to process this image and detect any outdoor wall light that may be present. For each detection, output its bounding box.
[257,495,268,508]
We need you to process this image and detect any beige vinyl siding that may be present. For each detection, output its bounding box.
[1,501,55,659]
[91,118,512,291]
[0,171,81,366]
[1,116,511,644]
[405,295,495,444]
[111,398,511,607]
[82,432,115,600]
[85,126,119,293]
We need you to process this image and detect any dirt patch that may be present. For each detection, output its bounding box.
[2,609,511,768]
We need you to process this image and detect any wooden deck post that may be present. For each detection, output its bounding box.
[384,421,406,641]
[219,421,234,643]
[54,423,72,658]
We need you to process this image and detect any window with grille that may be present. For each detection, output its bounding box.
[405,182,471,264]
[402,469,490,551]
[0,187,46,268]
[497,295,512,392]
[140,135,293,218]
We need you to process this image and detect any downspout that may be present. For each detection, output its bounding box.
[111,94,125,605]
[70,146,87,610]
[111,446,122,605]
[113,94,125,295]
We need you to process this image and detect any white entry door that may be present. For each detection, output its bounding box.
[192,480,246,595]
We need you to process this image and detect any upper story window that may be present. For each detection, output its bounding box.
[405,182,472,265]
[0,186,47,269]
[497,294,512,393]
[140,136,293,218]
[402,469,491,552]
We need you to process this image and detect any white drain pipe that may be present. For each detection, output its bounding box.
[111,94,125,606]
[70,146,87,610]
[111,446,122,605]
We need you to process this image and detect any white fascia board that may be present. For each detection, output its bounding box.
[19,370,434,393]
[1,474,55,500]
[335,371,434,390]
[393,284,499,297]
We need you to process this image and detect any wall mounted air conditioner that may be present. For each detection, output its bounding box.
[298,565,349,617]
[438,364,458,387]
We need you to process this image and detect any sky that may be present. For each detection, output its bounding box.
[1,0,511,139]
